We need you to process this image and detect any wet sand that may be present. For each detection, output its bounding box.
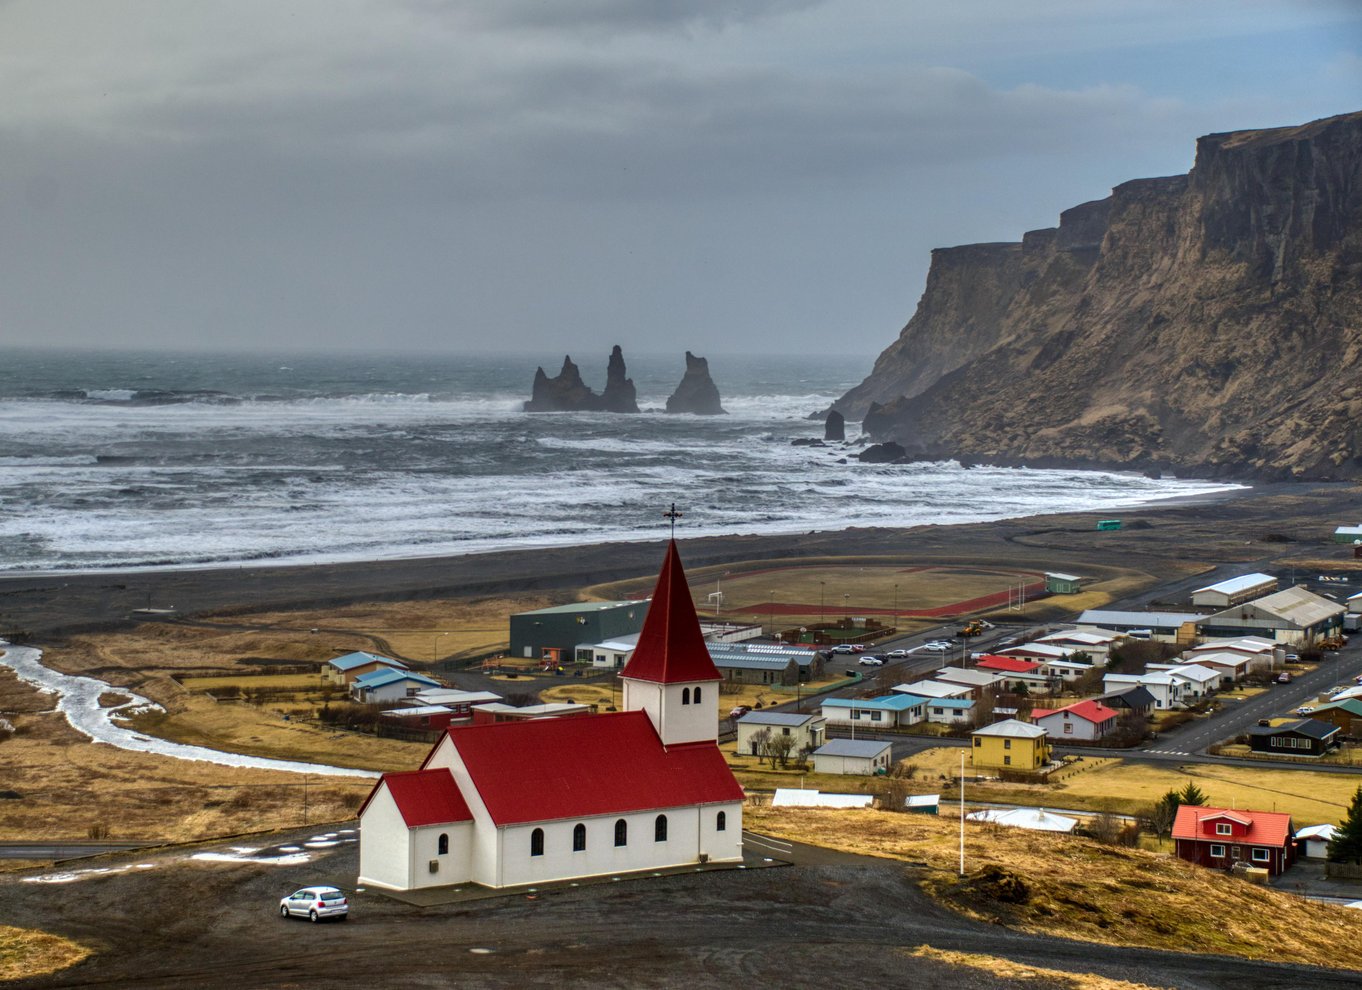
[0,480,1355,639]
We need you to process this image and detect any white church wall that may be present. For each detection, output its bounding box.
[410,821,473,889]
[699,801,744,863]
[623,677,718,746]
[436,740,502,888]
[357,784,413,891]
[497,807,705,887]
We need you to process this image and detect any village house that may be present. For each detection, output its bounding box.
[469,701,593,724]
[923,697,976,725]
[1098,685,1155,717]
[585,633,639,669]
[1102,671,1186,709]
[1034,628,1123,663]
[1306,697,1362,736]
[1183,636,1282,673]
[357,541,744,892]
[407,689,503,718]
[970,719,1050,771]
[324,651,408,686]
[707,650,800,686]
[935,666,1005,699]
[811,738,892,775]
[1295,824,1337,859]
[1149,663,1225,697]
[1028,699,1119,742]
[1181,650,1252,683]
[821,693,926,729]
[1248,718,1339,757]
[893,680,973,701]
[351,667,443,704]
[974,655,1053,693]
[1172,805,1296,876]
[735,711,826,756]
[1190,573,1278,609]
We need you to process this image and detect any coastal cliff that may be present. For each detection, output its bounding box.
[524,346,640,413]
[835,110,1362,480]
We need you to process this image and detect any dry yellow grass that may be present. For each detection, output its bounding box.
[538,682,617,709]
[746,805,1362,970]
[908,947,1170,989]
[179,673,324,690]
[0,926,91,981]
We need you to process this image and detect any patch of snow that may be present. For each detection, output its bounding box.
[191,851,313,866]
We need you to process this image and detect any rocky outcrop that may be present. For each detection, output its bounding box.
[824,410,846,442]
[857,442,906,464]
[833,110,1362,480]
[666,352,726,415]
[523,347,640,413]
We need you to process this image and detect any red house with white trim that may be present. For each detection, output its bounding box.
[358,541,745,892]
[1028,699,1119,742]
[1172,805,1296,876]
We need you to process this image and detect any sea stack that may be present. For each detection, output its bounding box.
[600,345,641,413]
[523,347,640,413]
[665,352,726,415]
[824,410,845,442]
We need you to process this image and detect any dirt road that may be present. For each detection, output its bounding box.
[1,826,1356,989]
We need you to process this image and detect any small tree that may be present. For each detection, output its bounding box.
[1178,782,1209,808]
[1089,810,1125,846]
[764,732,795,769]
[748,727,771,759]
[1148,789,1181,840]
[1327,785,1362,864]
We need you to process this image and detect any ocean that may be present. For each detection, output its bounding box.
[0,347,1244,574]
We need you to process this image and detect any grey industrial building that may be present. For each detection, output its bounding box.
[508,600,649,663]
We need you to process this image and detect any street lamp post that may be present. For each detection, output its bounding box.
[819,581,826,629]
[893,583,899,631]
[768,590,775,635]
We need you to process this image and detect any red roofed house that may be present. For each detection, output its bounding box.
[1028,700,1119,742]
[1172,805,1296,876]
[974,655,1052,694]
[358,541,745,891]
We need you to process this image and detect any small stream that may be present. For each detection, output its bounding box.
[0,641,377,778]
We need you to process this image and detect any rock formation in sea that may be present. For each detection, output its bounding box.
[832,109,1362,480]
[824,410,846,442]
[666,352,726,415]
[523,347,640,413]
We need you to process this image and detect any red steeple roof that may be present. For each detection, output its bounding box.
[620,540,721,684]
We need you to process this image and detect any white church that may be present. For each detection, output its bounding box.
[357,541,745,891]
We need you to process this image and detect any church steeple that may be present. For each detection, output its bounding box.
[621,540,720,745]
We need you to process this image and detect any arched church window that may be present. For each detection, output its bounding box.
[682,687,691,705]
[531,828,544,857]
[437,833,449,855]
[614,818,628,847]
[573,823,586,851]
[694,686,702,704]
[716,811,727,832]
[655,814,668,842]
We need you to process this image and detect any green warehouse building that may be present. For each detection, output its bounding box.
[509,600,650,665]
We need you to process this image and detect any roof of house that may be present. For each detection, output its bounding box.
[737,711,821,727]
[593,633,641,651]
[1077,609,1203,630]
[619,541,722,685]
[412,689,503,706]
[516,599,646,616]
[1184,650,1252,668]
[380,705,455,717]
[439,710,741,826]
[998,643,1073,659]
[972,718,1047,739]
[1192,573,1277,597]
[1171,805,1293,846]
[823,694,924,712]
[361,768,472,827]
[1099,685,1157,709]
[1030,699,1119,725]
[1316,697,1362,716]
[1218,586,1345,627]
[329,651,406,672]
[707,654,796,671]
[470,702,592,717]
[1188,636,1278,654]
[772,789,873,808]
[905,794,941,808]
[813,739,892,759]
[975,655,1042,673]
[1045,572,1082,583]
[1248,718,1338,741]
[1165,664,1222,685]
[353,668,442,689]
[923,697,975,709]
[1036,630,1120,646]
[936,666,1002,686]
[1296,824,1337,841]
[895,680,972,698]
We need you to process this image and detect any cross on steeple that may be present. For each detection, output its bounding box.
[663,502,683,538]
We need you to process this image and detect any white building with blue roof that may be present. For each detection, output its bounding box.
[922,696,976,725]
[820,693,925,729]
[351,667,443,704]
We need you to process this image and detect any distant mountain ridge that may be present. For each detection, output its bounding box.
[834,110,1362,480]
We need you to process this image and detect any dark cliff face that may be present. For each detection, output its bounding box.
[838,109,1362,480]
[666,352,726,415]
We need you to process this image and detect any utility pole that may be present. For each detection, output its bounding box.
[958,752,965,876]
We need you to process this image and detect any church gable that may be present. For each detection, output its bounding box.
[620,540,721,685]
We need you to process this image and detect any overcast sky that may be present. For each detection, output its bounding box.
[2,1,1358,358]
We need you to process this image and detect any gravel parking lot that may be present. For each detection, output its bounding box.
[2,827,1360,989]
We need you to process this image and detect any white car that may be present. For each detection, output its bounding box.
[830,644,857,654]
[280,886,349,923]
[918,643,950,653]
[858,656,885,667]
[886,649,911,658]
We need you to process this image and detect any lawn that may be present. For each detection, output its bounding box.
[744,804,1362,971]
[0,926,91,982]
[180,673,325,691]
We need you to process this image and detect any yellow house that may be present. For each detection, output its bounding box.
[971,719,1050,771]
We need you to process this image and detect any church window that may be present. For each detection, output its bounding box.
[694,686,702,703]
[531,828,544,857]
[655,814,668,842]
[573,823,586,851]
[437,833,449,855]
[716,811,727,832]
[614,819,628,847]
[682,687,691,705]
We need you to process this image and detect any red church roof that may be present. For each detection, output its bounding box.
[445,710,742,826]
[1172,805,1293,846]
[619,540,721,685]
[359,768,472,827]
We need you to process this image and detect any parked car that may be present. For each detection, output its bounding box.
[729,705,752,719]
[918,643,949,654]
[1295,706,1316,715]
[831,644,856,654]
[858,656,885,667]
[1285,654,1300,662]
[1276,672,1293,684]
[886,649,911,658]
[279,886,348,923]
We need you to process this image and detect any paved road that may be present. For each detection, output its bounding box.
[0,841,151,861]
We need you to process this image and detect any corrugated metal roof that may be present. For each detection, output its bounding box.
[1224,586,1344,627]
[973,718,1047,739]
[518,599,646,616]
[773,789,873,808]
[814,739,891,758]
[1078,610,1203,629]
[361,768,472,827]
[736,711,819,727]
[708,654,794,671]
[1172,805,1292,846]
[329,651,406,671]
[354,668,441,689]
[823,694,924,711]
[1192,572,1277,597]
